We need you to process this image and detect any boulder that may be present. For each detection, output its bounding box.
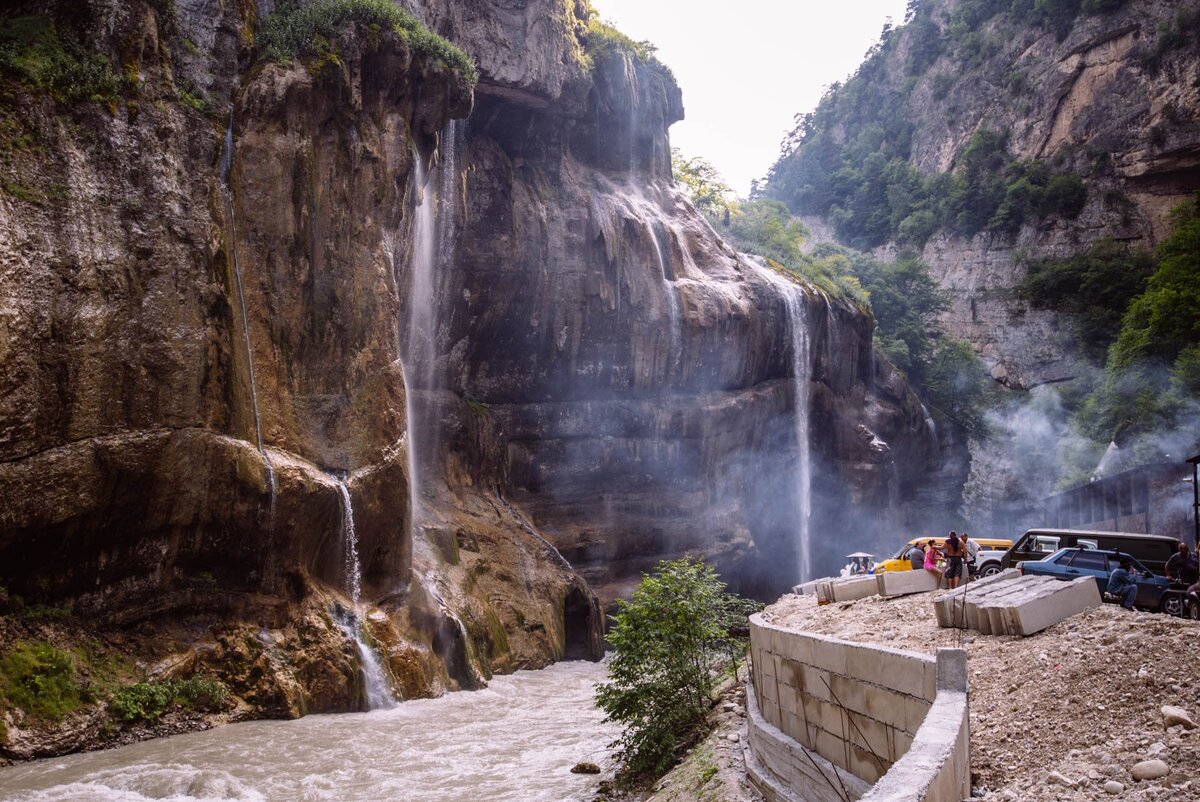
[1162,705,1197,729]
[1131,759,1169,781]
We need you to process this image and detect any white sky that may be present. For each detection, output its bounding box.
[592,0,910,196]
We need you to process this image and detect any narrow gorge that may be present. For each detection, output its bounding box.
[0,0,965,757]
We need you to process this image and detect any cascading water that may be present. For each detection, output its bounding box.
[647,222,681,375]
[403,120,461,522]
[219,114,276,518]
[334,478,395,711]
[749,261,813,583]
[921,401,939,446]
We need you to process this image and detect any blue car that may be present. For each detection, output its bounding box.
[1018,548,1181,614]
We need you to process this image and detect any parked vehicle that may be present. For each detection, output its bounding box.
[1017,548,1184,614]
[975,548,1008,578]
[1189,587,1200,621]
[1001,529,1180,574]
[875,537,1012,573]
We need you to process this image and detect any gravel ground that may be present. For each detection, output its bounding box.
[761,590,1200,801]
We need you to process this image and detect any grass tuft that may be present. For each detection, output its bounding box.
[257,0,478,86]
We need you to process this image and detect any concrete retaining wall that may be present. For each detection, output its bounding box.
[747,614,970,802]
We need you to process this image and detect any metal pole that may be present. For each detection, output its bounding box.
[1192,459,1198,549]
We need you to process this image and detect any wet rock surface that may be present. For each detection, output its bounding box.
[764,592,1200,800]
[0,0,964,759]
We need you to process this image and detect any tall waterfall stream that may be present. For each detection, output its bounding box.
[0,661,617,801]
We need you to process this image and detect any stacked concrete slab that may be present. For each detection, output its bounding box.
[876,569,939,597]
[809,570,940,603]
[933,570,1101,636]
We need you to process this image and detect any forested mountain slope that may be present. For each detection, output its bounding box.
[765,0,1200,390]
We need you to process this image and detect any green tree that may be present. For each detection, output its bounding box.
[1080,195,1200,439]
[671,148,733,217]
[596,558,756,778]
[1018,239,1155,361]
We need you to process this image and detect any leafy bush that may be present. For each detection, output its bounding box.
[1076,196,1200,439]
[258,0,478,85]
[0,16,125,103]
[596,558,758,778]
[109,677,228,722]
[581,15,673,81]
[1017,239,1155,360]
[0,641,84,723]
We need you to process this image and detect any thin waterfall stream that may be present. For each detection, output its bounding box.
[333,478,395,711]
[219,114,276,516]
[402,120,461,524]
[749,260,814,583]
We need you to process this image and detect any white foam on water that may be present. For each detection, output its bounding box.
[0,661,617,802]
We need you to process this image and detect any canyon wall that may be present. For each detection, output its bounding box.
[0,0,966,755]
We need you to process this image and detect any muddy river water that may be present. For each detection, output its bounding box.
[0,659,618,802]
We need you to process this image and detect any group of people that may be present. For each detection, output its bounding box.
[905,532,977,590]
[1106,541,1198,611]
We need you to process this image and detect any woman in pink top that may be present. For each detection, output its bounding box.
[923,539,944,589]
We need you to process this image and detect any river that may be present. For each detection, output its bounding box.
[0,660,618,802]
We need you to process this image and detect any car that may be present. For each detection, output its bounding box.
[975,548,1008,578]
[874,536,1013,573]
[1017,548,1184,615]
[1002,529,1180,574]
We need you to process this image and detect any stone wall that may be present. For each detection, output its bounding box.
[746,614,970,802]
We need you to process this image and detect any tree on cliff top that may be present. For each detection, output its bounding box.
[596,558,757,779]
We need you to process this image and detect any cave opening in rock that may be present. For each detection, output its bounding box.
[563,587,594,660]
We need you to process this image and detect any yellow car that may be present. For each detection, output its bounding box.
[874,536,1014,573]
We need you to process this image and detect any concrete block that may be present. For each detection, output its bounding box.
[849,741,889,785]
[832,575,880,602]
[809,635,849,675]
[798,663,832,701]
[936,648,968,692]
[1009,575,1101,636]
[860,683,909,731]
[903,695,932,735]
[827,673,867,716]
[877,568,939,597]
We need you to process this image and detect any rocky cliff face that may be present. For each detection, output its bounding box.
[803,0,1200,388]
[0,0,964,757]
[401,4,967,601]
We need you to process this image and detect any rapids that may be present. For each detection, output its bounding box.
[0,661,617,802]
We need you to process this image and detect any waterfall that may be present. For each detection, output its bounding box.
[335,478,396,711]
[647,223,680,376]
[750,261,813,583]
[219,114,276,516]
[921,401,938,445]
[403,120,461,522]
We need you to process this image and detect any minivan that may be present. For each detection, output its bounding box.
[1000,528,1180,575]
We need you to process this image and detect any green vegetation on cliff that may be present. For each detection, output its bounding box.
[259,0,478,85]
[758,0,1145,249]
[109,677,228,723]
[0,15,125,103]
[674,149,994,431]
[596,558,756,779]
[581,14,674,80]
[1077,196,1200,440]
[0,641,87,725]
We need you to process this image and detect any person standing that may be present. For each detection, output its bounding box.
[943,531,966,590]
[1165,542,1198,587]
[962,533,981,581]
